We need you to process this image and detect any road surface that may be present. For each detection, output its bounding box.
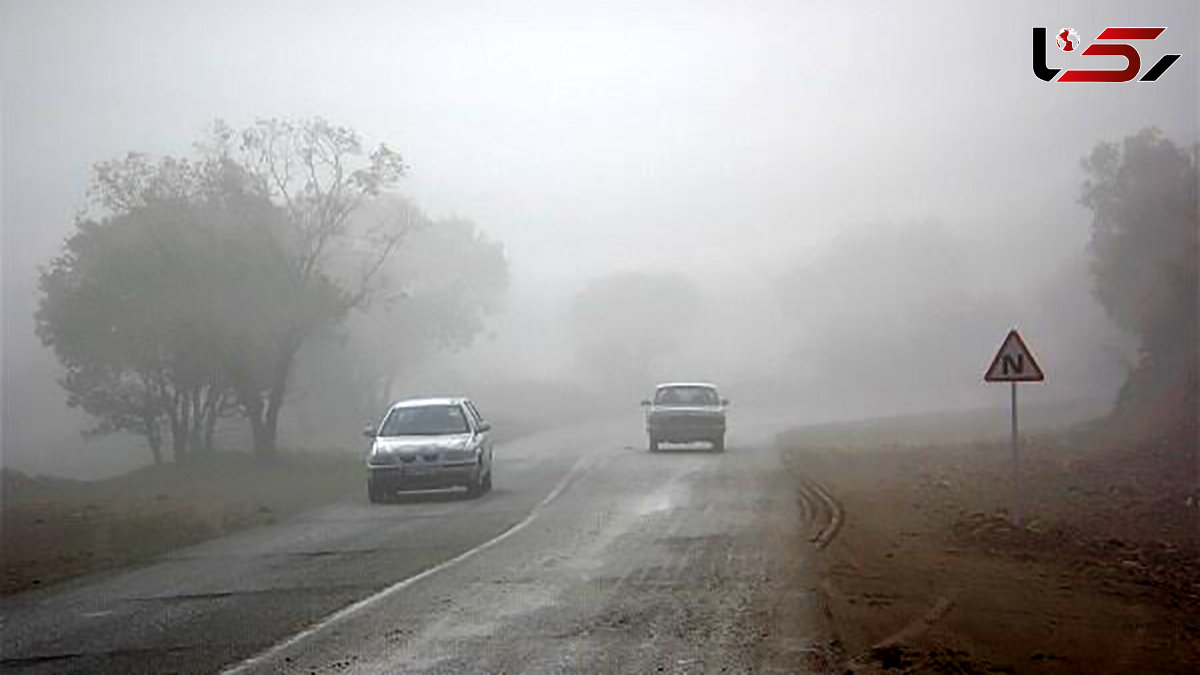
[1,419,833,674]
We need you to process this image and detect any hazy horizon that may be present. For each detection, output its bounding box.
[3,0,1196,478]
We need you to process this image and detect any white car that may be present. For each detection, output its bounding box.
[641,382,728,452]
[363,397,494,502]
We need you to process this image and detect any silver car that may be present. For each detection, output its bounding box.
[364,397,494,502]
[641,382,728,452]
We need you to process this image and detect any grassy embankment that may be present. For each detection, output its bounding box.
[1,452,362,595]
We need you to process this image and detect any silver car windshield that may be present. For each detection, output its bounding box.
[380,404,470,436]
[654,387,718,405]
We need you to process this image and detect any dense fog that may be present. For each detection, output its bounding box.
[2,0,1195,477]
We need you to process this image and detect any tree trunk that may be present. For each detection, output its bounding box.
[170,419,187,462]
[260,399,280,458]
[136,373,163,465]
[168,392,188,463]
[189,386,204,456]
[244,393,269,458]
[258,349,295,459]
[203,412,218,454]
[200,388,222,455]
[145,413,163,466]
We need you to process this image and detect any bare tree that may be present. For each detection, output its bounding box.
[207,118,411,456]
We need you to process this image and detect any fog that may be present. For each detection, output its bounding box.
[2,0,1196,478]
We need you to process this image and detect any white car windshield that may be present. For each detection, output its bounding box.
[379,404,470,436]
[655,387,718,405]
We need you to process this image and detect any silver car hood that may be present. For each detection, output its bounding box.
[650,406,724,414]
[373,434,472,453]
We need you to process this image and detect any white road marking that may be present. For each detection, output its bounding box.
[219,448,607,675]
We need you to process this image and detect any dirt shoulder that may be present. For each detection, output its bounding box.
[781,425,1200,673]
[1,452,361,595]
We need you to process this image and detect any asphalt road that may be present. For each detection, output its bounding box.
[1,418,833,674]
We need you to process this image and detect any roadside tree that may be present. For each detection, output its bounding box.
[1080,128,1198,442]
[38,118,413,461]
[36,158,257,462]
[293,196,510,432]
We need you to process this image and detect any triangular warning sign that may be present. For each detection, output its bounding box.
[984,329,1045,382]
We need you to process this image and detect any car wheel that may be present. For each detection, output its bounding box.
[465,471,484,499]
[649,437,659,453]
[712,436,725,452]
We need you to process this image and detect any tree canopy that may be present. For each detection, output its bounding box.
[1081,128,1198,442]
[288,197,510,434]
[37,158,277,462]
[36,118,498,463]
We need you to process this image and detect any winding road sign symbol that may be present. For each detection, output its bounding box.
[984,330,1045,382]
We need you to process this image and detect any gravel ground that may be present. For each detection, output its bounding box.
[782,423,1200,674]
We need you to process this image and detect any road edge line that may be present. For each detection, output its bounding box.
[219,447,606,675]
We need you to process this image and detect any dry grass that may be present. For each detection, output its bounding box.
[1,452,361,595]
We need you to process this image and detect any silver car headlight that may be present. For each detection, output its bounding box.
[443,444,471,462]
[371,447,401,465]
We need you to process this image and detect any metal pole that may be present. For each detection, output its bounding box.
[1011,381,1021,526]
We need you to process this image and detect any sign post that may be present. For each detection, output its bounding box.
[984,329,1045,525]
